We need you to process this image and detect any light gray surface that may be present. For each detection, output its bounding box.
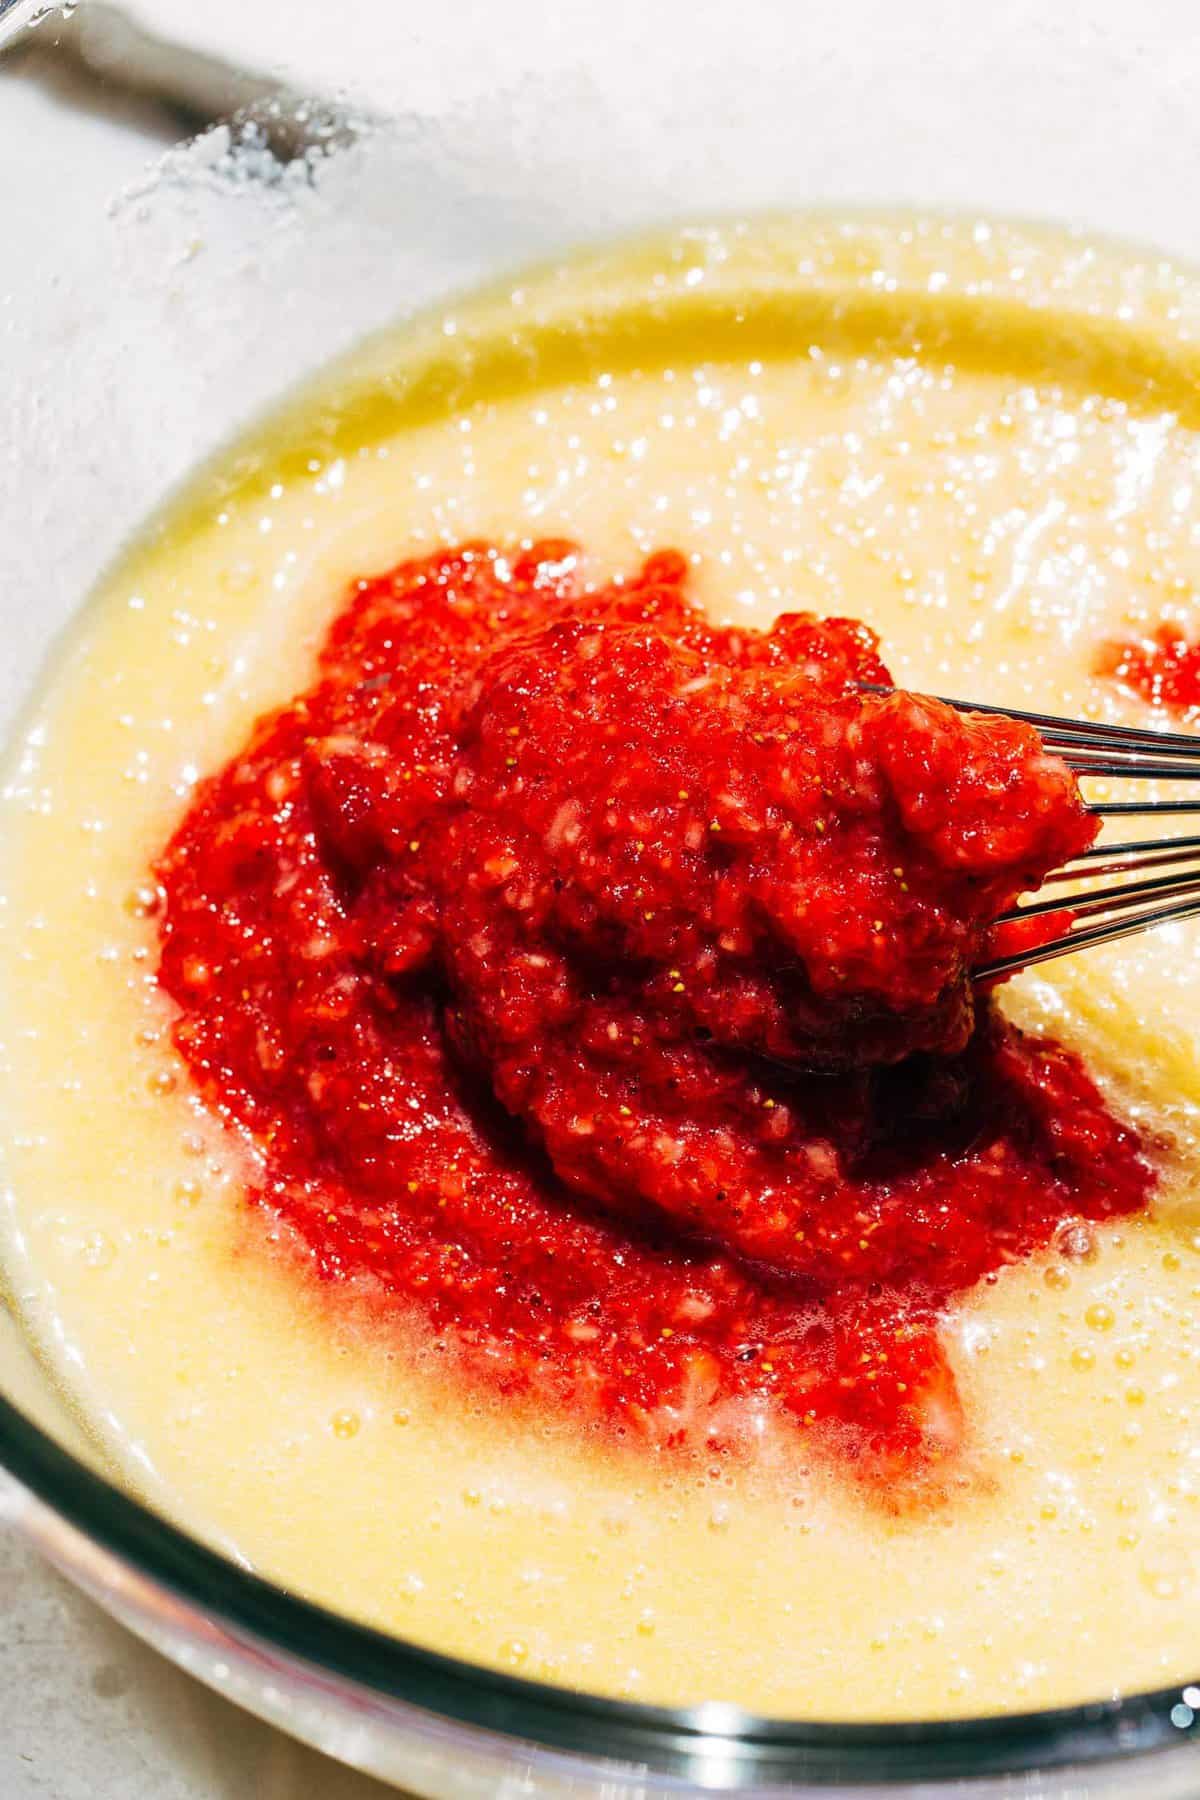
[0,1532,394,1799]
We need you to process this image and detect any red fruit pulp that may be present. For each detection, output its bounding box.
[155,542,1152,1474]
[1097,622,1200,717]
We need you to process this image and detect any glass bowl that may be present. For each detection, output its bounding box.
[3,2,1200,1791]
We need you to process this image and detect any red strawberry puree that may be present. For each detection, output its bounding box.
[155,542,1154,1474]
[1097,622,1200,717]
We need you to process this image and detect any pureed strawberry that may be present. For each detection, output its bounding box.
[155,542,1152,1478]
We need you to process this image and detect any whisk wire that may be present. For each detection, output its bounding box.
[1045,833,1200,880]
[859,681,1200,977]
[856,682,1200,754]
[997,866,1200,925]
[977,893,1200,981]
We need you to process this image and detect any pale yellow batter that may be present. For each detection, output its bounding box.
[3,216,1200,1719]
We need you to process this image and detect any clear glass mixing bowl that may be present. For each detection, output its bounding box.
[3,2,1200,1791]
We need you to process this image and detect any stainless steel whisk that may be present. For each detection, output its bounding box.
[858,684,1200,982]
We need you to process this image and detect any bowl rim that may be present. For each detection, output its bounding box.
[3,201,1200,1790]
[1,1386,1196,1786]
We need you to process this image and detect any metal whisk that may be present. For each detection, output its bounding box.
[859,684,1200,982]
